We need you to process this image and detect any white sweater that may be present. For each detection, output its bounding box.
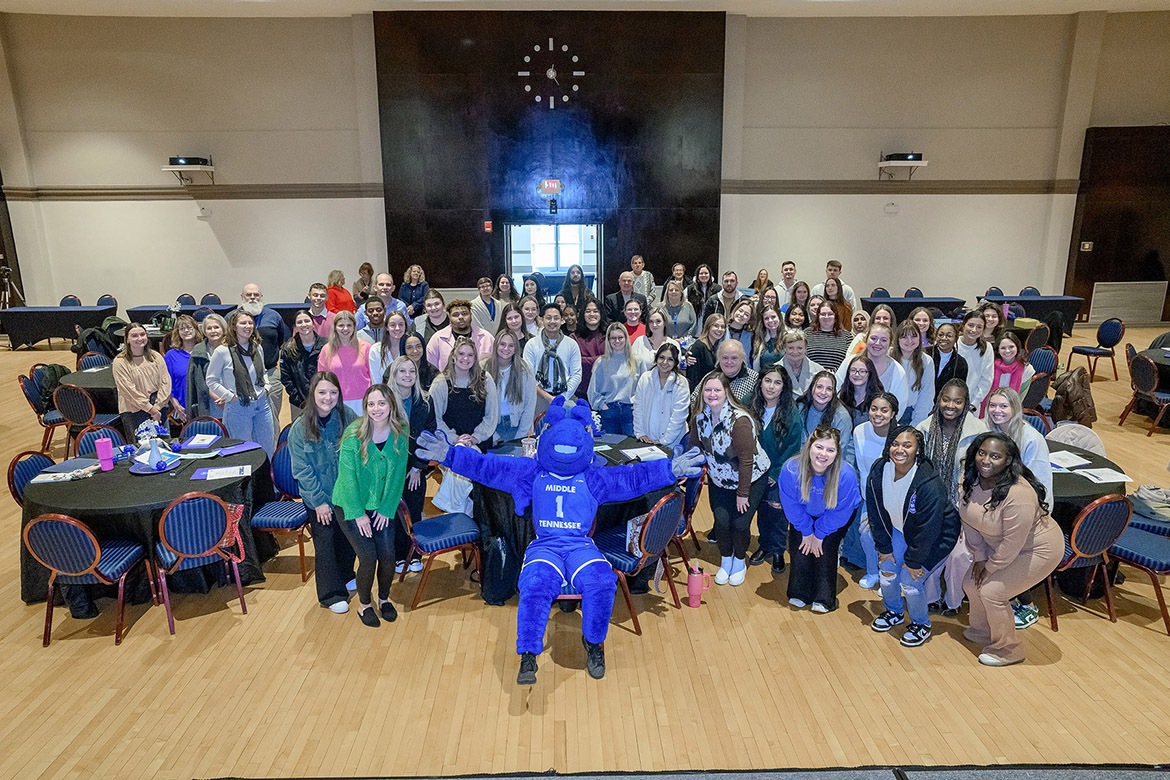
[901,353,936,426]
[633,371,691,445]
[956,339,995,414]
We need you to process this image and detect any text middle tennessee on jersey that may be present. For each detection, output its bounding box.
[532,473,600,537]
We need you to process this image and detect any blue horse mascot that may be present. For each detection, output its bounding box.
[416,396,704,684]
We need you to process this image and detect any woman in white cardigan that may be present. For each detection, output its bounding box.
[482,330,537,444]
[633,342,691,447]
[956,311,995,416]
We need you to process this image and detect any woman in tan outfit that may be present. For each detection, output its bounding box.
[958,432,1062,666]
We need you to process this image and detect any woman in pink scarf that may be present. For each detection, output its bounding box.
[981,333,1035,417]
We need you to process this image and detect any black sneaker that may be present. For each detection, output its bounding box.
[927,601,942,614]
[749,549,771,566]
[517,652,538,685]
[871,610,905,632]
[581,635,606,680]
[380,600,398,622]
[706,531,718,544]
[900,623,932,647]
[358,605,380,628]
[772,553,786,574]
[941,606,961,618]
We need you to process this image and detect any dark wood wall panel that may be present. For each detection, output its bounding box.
[1067,126,1170,320]
[374,11,726,293]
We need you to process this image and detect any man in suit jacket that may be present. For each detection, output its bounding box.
[604,271,649,324]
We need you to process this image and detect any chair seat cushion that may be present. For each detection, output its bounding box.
[412,512,479,553]
[251,500,308,529]
[43,410,66,426]
[1129,515,1170,538]
[594,526,641,573]
[155,542,221,572]
[58,539,144,584]
[1071,346,1112,357]
[1142,390,1170,403]
[1110,527,1170,572]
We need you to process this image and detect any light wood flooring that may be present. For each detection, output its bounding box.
[1,327,1169,780]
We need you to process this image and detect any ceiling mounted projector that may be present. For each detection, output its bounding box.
[169,156,211,166]
[882,152,922,162]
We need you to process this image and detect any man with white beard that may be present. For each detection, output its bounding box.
[238,283,290,427]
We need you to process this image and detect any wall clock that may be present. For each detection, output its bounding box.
[517,38,585,110]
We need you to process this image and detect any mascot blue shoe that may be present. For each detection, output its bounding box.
[417,396,704,684]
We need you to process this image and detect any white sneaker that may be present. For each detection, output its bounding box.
[395,562,405,574]
[788,597,807,608]
[729,567,746,586]
[328,601,349,614]
[859,574,880,589]
[345,578,357,591]
[714,567,730,585]
[810,602,830,614]
[409,559,425,572]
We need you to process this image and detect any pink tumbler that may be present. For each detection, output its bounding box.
[1002,302,1010,322]
[686,565,711,608]
[95,437,114,471]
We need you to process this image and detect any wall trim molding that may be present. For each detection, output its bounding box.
[721,179,1080,195]
[2,183,385,201]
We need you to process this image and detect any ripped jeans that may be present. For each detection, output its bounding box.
[879,528,947,626]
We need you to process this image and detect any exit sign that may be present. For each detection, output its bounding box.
[537,179,563,196]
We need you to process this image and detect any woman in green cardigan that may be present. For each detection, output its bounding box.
[748,362,805,573]
[332,383,410,627]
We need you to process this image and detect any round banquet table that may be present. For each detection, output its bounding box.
[20,439,277,613]
[65,365,119,415]
[471,436,674,605]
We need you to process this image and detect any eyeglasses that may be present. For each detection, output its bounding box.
[848,367,869,376]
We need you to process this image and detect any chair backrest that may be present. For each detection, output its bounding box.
[1130,355,1160,395]
[277,423,292,448]
[9,450,55,506]
[176,294,197,306]
[23,514,100,576]
[1019,286,1041,296]
[1096,317,1125,349]
[1046,423,1106,457]
[683,468,706,519]
[158,492,232,562]
[870,287,890,298]
[59,295,81,306]
[1125,343,1137,367]
[192,306,213,323]
[1020,372,1050,410]
[78,351,112,371]
[985,286,1004,297]
[18,375,46,416]
[52,384,97,427]
[395,498,414,536]
[1068,495,1132,560]
[1023,413,1050,435]
[180,416,229,439]
[271,444,298,498]
[1027,346,1057,376]
[904,287,924,297]
[96,294,117,308]
[1024,324,1050,355]
[200,293,221,305]
[74,424,126,457]
[1007,302,1027,318]
[635,491,686,566]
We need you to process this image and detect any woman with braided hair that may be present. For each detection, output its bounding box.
[915,379,987,616]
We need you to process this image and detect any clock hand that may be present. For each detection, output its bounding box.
[546,66,559,85]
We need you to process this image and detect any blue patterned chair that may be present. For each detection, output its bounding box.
[1070,318,1125,381]
[77,351,112,371]
[155,492,248,635]
[277,423,292,449]
[73,424,126,458]
[96,294,118,308]
[59,295,81,306]
[8,450,54,507]
[1119,354,1170,436]
[904,287,924,297]
[23,514,151,645]
[249,445,312,581]
[52,383,119,432]
[396,499,481,609]
[869,287,890,298]
[1044,495,1131,631]
[594,490,685,635]
[1027,346,1058,377]
[670,468,705,568]
[175,293,197,306]
[1024,324,1050,356]
[200,293,221,305]
[1023,412,1050,435]
[985,286,1004,297]
[179,416,229,439]
[1110,524,1170,637]
[18,374,67,454]
[1019,286,1041,296]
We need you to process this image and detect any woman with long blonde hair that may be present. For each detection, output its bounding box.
[588,322,644,436]
[483,330,536,444]
[429,338,498,450]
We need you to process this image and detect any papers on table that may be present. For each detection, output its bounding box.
[30,472,77,484]
[1073,468,1133,484]
[1050,450,1091,469]
[593,444,612,452]
[192,465,252,480]
[217,441,262,457]
[620,446,668,462]
[82,366,107,373]
[133,449,181,468]
[184,434,220,448]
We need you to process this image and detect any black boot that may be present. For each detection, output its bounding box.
[517,652,538,685]
[749,548,771,566]
[771,552,786,574]
[581,635,606,680]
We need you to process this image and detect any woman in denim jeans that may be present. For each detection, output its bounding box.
[866,426,961,647]
[587,322,644,436]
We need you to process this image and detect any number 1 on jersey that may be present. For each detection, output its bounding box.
[555,495,564,518]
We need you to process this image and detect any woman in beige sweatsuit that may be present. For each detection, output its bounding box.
[958,431,1062,666]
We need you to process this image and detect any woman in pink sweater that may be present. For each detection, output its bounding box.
[319,310,371,415]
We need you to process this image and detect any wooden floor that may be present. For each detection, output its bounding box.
[2,327,1169,780]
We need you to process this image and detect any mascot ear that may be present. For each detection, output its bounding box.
[569,402,593,427]
[544,395,569,424]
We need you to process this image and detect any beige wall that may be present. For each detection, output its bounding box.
[1091,11,1170,127]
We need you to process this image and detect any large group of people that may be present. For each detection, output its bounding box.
[105,256,1062,667]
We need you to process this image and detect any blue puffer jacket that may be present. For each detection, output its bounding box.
[288,405,358,510]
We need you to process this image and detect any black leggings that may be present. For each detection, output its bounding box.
[337,513,396,605]
[787,524,848,610]
[707,477,767,559]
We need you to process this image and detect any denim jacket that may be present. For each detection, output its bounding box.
[288,405,358,510]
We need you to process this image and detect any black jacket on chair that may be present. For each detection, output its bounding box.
[865,458,960,572]
[929,348,968,401]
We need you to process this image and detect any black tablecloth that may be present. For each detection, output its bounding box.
[1047,441,1128,596]
[860,297,966,322]
[126,304,236,324]
[65,366,118,415]
[471,436,674,604]
[3,305,116,349]
[981,295,1083,336]
[20,439,277,606]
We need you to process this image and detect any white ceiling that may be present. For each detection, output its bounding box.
[1,0,1169,17]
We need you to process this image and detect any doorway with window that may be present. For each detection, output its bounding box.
[507,224,601,300]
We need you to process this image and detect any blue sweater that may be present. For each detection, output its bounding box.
[778,457,861,539]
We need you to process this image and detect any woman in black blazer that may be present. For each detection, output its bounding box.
[929,322,968,402]
[387,355,437,571]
